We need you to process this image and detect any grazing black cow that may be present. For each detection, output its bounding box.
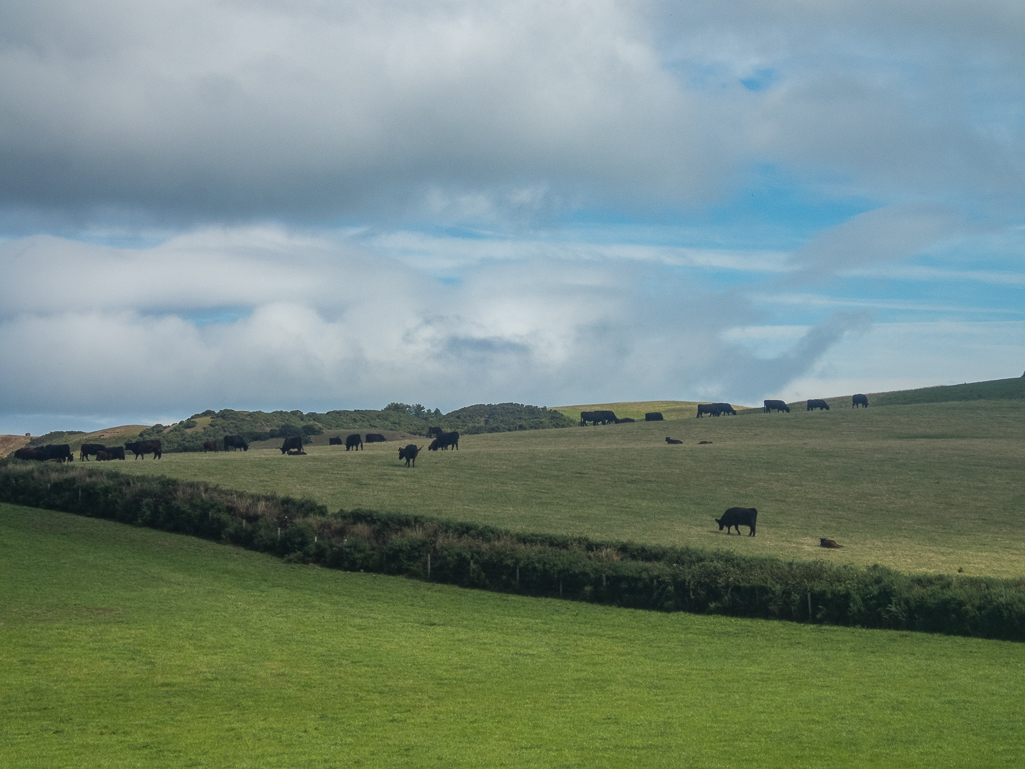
[345,434,363,451]
[665,437,682,444]
[44,444,74,463]
[807,399,830,411]
[763,400,790,413]
[280,436,303,454]
[203,440,219,453]
[696,403,719,418]
[715,507,757,536]
[438,431,459,450]
[398,444,422,467]
[365,433,386,443]
[580,410,618,426]
[125,440,162,460]
[852,393,869,408]
[224,435,249,452]
[646,412,664,421]
[80,443,107,461]
[329,436,343,446]
[715,403,736,416]
[104,446,126,460]
[14,446,49,461]
[96,450,113,461]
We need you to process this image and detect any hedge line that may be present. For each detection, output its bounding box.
[3,460,1024,642]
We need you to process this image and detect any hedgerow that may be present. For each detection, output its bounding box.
[2,460,1023,642]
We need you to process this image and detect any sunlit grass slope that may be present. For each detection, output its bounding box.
[3,503,1022,769]
[553,400,704,421]
[101,398,1025,578]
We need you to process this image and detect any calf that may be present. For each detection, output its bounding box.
[96,450,113,461]
[287,449,307,456]
[398,444,422,467]
[820,538,843,549]
[715,507,757,536]
[329,436,343,446]
[665,437,683,444]
[365,433,387,443]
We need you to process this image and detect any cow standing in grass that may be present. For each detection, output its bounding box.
[224,435,249,451]
[807,399,830,411]
[852,394,869,408]
[345,434,363,451]
[716,507,757,536]
[398,445,422,467]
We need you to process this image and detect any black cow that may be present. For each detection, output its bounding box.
[14,446,49,461]
[807,399,830,411]
[224,435,249,452]
[80,443,107,461]
[125,440,162,460]
[580,410,618,426]
[96,451,113,461]
[44,444,74,463]
[104,446,126,460]
[203,440,219,453]
[715,403,736,416]
[365,433,387,443]
[280,436,303,454]
[645,412,664,421]
[665,437,682,444]
[716,507,757,536]
[436,431,459,450]
[345,434,363,451]
[329,436,343,446]
[852,393,869,408]
[696,403,719,418]
[398,444,422,467]
[763,400,790,413]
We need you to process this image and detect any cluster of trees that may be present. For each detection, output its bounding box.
[3,460,1023,643]
[25,402,575,455]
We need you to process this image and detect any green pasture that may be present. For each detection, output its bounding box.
[95,398,1025,578]
[3,503,1022,768]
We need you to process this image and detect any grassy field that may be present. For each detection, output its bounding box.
[91,397,1025,578]
[3,502,1023,769]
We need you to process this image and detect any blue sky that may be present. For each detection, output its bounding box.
[0,0,1022,434]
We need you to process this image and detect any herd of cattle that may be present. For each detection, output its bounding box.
[762,394,869,413]
[11,429,454,468]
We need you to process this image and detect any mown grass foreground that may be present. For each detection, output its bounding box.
[3,503,1024,768]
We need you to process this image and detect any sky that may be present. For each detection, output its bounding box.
[1,0,1023,435]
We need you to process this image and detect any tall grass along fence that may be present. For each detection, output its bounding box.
[3,460,1024,642]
